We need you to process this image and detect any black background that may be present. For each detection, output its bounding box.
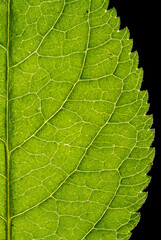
[108,0,160,239]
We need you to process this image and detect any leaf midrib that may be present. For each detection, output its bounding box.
[6,0,11,239]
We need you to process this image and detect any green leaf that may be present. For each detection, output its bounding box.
[0,0,154,239]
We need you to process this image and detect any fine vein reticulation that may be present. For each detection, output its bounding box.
[0,0,154,239]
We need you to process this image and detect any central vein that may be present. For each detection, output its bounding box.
[6,0,11,239]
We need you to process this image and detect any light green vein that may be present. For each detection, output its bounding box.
[6,0,11,239]
[0,215,7,223]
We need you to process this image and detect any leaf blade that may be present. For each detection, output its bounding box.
[0,0,154,239]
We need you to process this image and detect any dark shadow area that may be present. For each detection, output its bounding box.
[108,0,160,239]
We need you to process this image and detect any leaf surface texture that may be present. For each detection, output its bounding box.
[0,0,154,239]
